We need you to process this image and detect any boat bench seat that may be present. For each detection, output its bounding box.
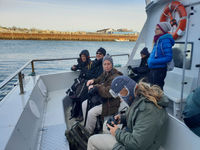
[160,114,200,150]
[163,72,194,116]
[164,72,194,103]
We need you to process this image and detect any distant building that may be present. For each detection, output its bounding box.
[117,28,133,32]
[97,28,138,35]
[96,28,115,34]
[112,31,137,35]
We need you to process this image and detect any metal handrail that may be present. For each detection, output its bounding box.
[0,60,32,91]
[0,53,129,94]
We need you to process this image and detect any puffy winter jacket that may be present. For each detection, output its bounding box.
[148,34,174,69]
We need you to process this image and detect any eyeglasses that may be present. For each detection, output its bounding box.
[155,28,161,31]
[96,52,103,55]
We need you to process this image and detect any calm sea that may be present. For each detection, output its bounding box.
[0,40,135,100]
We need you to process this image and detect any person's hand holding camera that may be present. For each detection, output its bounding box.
[106,115,120,136]
[114,114,121,124]
[107,123,119,136]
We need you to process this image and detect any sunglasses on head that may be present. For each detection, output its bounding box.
[96,52,103,55]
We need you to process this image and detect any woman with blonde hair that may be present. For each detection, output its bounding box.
[87,76,169,150]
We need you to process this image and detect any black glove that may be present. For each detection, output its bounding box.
[71,65,77,71]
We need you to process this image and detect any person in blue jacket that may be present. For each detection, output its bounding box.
[148,22,175,89]
[183,87,200,137]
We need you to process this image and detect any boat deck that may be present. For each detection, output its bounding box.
[40,89,69,150]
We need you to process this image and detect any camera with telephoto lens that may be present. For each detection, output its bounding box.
[107,116,119,130]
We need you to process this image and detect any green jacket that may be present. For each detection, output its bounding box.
[113,95,169,150]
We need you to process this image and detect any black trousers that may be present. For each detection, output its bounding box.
[148,67,167,90]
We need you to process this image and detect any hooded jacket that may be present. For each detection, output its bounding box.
[114,95,169,150]
[71,50,93,80]
[148,34,175,69]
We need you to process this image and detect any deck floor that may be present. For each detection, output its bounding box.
[40,89,70,150]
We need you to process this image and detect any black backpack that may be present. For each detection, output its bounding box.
[65,122,90,150]
[66,78,89,118]
[66,78,88,100]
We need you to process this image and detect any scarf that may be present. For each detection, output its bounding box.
[153,33,165,43]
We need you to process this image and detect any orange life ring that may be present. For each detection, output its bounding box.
[160,1,187,40]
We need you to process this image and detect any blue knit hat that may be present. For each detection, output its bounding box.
[110,76,137,105]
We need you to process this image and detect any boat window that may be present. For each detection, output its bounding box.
[173,42,193,69]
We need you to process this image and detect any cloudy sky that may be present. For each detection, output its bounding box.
[0,0,147,32]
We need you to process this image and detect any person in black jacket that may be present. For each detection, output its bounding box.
[90,47,106,78]
[128,47,150,82]
[71,49,93,80]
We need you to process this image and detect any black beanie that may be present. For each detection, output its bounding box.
[97,47,106,56]
[140,47,149,56]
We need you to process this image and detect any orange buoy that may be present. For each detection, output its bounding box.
[160,1,187,39]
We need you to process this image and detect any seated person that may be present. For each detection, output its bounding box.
[68,49,92,121]
[128,47,150,82]
[87,76,169,150]
[71,49,93,80]
[85,47,106,79]
[183,87,200,137]
[82,54,123,134]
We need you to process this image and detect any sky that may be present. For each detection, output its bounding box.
[0,0,147,32]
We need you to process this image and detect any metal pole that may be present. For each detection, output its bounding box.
[18,72,24,94]
[196,64,200,88]
[180,7,193,118]
[31,61,35,76]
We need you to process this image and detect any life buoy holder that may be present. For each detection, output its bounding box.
[160,1,187,40]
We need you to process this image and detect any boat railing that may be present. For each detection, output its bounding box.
[0,53,129,95]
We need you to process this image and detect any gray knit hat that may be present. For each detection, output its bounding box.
[103,54,113,66]
[157,22,171,33]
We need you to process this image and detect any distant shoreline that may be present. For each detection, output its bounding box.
[0,32,138,41]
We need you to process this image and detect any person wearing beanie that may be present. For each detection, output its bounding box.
[128,47,150,82]
[103,54,113,64]
[82,53,123,134]
[86,47,107,79]
[96,47,106,56]
[88,77,169,150]
[148,21,175,89]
